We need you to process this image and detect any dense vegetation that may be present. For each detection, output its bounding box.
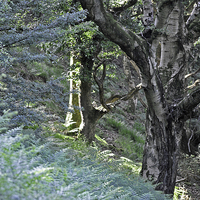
[1,0,200,199]
[0,107,173,199]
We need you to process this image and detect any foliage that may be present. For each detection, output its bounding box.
[98,115,145,161]
[0,0,88,128]
[116,135,144,161]
[105,117,145,142]
[0,113,171,200]
[0,73,69,127]
[0,0,87,70]
[173,186,190,200]
[0,104,18,134]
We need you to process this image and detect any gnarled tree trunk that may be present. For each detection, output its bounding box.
[80,54,107,143]
[79,0,200,195]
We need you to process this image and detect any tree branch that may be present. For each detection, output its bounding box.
[177,86,200,120]
[111,0,137,15]
[79,0,147,64]
[186,79,200,90]
[129,59,141,78]
[186,1,200,41]
[93,61,111,111]
[93,59,144,111]
[185,67,200,79]
[105,83,143,105]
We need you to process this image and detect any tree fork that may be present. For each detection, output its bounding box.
[79,0,200,195]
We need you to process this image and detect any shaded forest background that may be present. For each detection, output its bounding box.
[1,0,200,199]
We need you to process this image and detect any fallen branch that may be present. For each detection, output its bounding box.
[176,178,187,183]
[186,79,200,90]
[185,68,200,79]
[93,61,143,111]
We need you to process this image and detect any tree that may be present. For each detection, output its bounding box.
[58,20,142,142]
[65,54,83,131]
[1,0,139,139]
[79,0,200,195]
[0,0,87,126]
[57,21,116,140]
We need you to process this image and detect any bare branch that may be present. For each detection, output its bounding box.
[186,79,200,90]
[176,178,187,183]
[185,67,200,79]
[129,59,141,78]
[121,83,142,101]
[188,128,194,154]
[186,1,200,41]
[111,0,137,15]
[93,60,144,111]
[177,86,200,120]
[128,59,147,108]
[105,83,143,105]
[93,61,111,111]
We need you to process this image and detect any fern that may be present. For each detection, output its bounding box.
[0,107,18,133]
[0,110,171,200]
[0,74,70,127]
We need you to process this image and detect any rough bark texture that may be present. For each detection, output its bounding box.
[79,0,200,195]
[80,55,106,143]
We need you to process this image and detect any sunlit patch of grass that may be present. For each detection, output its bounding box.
[117,156,142,175]
[104,117,145,142]
[115,135,144,161]
[99,116,145,161]
[173,186,190,200]
[95,134,108,146]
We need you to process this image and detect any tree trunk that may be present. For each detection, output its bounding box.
[79,0,200,194]
[80,55,106,143]
[139,1,190,194]
[80,75,105,143]
[65,55,83,131]
[141,103,183,194]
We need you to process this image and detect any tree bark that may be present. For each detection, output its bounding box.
[80,55,106,143]
[65,55,83,131]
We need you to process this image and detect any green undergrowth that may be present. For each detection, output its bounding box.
[105,117,145,142]
[99,116,145,161]
[0,113,172,200]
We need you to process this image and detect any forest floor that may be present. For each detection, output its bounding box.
[17,55,200,199]
[97,109,200,200]
[177,154,200,199]
[94,62,200,199]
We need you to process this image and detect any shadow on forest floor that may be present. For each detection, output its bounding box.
[96,104,200,200]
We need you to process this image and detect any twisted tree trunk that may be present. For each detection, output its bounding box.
[80,55,107,143]
[79,0,200,195]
